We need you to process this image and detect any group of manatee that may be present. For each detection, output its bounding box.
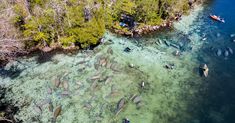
[215,47,233,58]
[213,34,235,58]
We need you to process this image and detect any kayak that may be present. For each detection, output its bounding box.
[209,14,225,23]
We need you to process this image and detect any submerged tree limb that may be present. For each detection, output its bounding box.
[0,117,13,123]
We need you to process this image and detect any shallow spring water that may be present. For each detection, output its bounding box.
[1,1,235,123]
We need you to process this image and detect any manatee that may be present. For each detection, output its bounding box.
[158,39,162,44]
[202,37,207,41]
[107,47,113,55]
[62,80,69,91]
[170,43,180,49]
[224,50,229,57]
[155,41,159,45]
[227,47,233,54]
[52,105,62,123]
[164,40,170,47]
[47,87,53,95]
[60,91,70,97]
[84,103,92,110]
[77,60,87,65]
[133,96,141,104]
[34,105,42,114]
[94,63,99,70]
[48,101,53,112]
[216,49,222,56]
[53,77,61,88]
[116,98,125,112]
[155,39,162,45]
[91,74,101,80]
[230,34,235,38]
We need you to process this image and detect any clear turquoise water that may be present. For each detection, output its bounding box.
[0,1,235,123]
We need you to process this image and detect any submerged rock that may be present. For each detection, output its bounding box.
[41,46,53,52]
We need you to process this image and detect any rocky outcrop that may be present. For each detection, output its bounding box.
[112,14,180,37]
[112,22,172,37]
[111,0,206,37]
[133,22,173,36]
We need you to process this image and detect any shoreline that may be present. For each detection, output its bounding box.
[0,0,205,67]
[111,0,205,37]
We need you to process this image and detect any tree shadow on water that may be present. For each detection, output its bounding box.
[0,68,23,79]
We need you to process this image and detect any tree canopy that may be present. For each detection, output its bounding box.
[11,0,191,49]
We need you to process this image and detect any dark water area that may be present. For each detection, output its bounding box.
[207,0,235,33]
[196,0,235,123]
[134,0,235,122]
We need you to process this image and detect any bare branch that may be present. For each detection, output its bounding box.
[0,117,13,123]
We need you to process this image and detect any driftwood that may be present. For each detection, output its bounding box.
[0,118,13,123]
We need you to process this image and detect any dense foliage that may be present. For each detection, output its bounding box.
[12,0,191,49]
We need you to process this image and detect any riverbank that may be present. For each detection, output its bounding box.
[111,0,206,37]
[0,0,207,67]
